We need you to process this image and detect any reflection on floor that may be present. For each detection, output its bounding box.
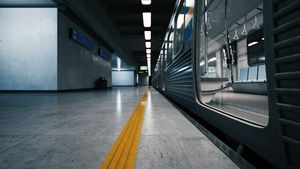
[0,87,239,169]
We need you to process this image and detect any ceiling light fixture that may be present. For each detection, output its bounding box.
[145,41,151,48]
[144,31,151,40]
[141,0,151,5]
[147,54,151,58]
[142,12,151,27]
[208,57,216,62]
[146,49,151,54]
[248,41,258,47]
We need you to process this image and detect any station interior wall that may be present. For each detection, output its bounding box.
[58,11,112,90]
[112,71,135,86]
[0,8,58,90]
[0,7,112,91]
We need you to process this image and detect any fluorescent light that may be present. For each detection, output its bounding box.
[208,57,216,62]
[258,57,265,61]
[261,37,264,40]
[200,61,205,66]
[145,41,151,48]
[147,58,151,76]
[147,54,151,58]
[248,41,258,47]
[177,14,184,28]
[117,57,121,71]
[142,12,151,27]
[141,0,151,5]
[144,31,151,40]
[146,49,151,54]
[185,0,194,7]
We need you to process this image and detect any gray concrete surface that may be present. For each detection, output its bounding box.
[0,87,238,169]
[136,88,239,169]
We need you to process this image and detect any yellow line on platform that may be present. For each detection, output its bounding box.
[99,90,148,169]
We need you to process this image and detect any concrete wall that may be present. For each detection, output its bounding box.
[57,11,112,90]
[112,71,134,86]
[0,8,58,90]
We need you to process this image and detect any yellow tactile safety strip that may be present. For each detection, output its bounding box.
[99,90,148,169]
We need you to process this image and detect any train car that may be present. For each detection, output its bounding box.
[152,0,300,168]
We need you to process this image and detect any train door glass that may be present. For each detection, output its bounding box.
[174,4,185,56]
[197,0,268,126]
[167,26,174,66]
[183,0,195,50]
[162,43,166,91]
[174,0,195,55]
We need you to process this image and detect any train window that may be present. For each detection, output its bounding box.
[167,26,174,66]
[164,37,169,67]
[164,39,169,69]
[161,44,166,91]
[174,4,185,56]
[174,0,195,57]
[197,0,268,126]
[247,28,265,66]
[183,0,195,49]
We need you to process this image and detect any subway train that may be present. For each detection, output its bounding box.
[152,0,300,168]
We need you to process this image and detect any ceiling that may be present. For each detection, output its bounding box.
[103,0,176,68]
[0,0,176,70]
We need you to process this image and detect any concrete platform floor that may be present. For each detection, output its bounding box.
[0,87,239,169]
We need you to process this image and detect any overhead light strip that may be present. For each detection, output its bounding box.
[144,31,151,40]
[141,0,151,5]
[141,0,151,76]
[146,49,151,54]
[142,12,151,27]
[145,41,151,48]
[248,41,258,47]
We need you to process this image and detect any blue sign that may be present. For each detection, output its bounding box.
[98,47,111,61]
[70,28,94,50]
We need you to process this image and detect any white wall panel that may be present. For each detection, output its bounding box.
[112,71,134,86]
[0,8,58,90]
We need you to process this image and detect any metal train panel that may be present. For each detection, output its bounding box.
[153,0,300,168]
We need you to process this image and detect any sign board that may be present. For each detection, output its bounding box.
[98,47,111,61]
[140,66,148,70]
[70,28,93,50]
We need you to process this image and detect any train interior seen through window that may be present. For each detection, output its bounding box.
[198,0,268,126]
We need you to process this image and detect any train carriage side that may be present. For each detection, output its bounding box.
[153,0,300,169]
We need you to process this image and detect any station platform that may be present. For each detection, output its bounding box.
[0,87,239,169]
